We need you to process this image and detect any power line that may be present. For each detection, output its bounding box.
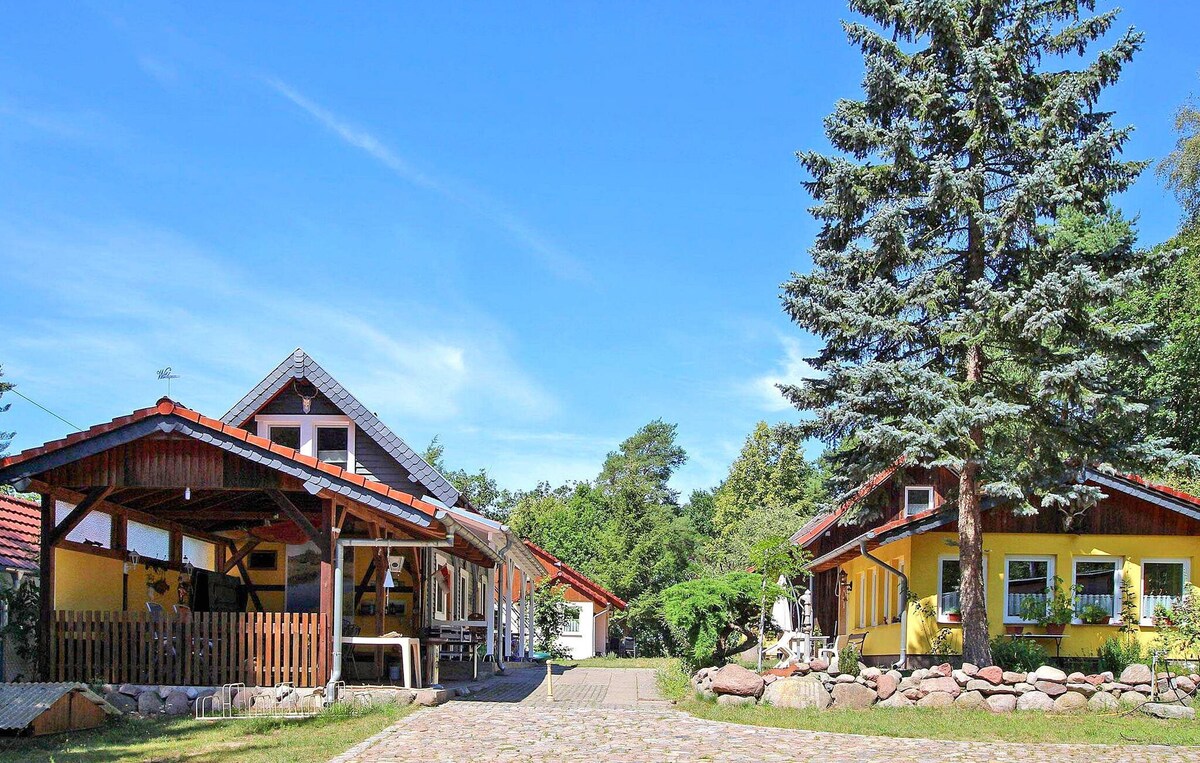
[6,387,83,432]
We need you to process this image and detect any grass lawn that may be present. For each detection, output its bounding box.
[681,699,1200,747]
[0,702,416,763]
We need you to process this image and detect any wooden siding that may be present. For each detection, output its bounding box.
[51,610,329,688]
[811,467,956,558]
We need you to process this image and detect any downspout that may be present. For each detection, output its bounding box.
[326,522,457,700]
[858,538,908,670]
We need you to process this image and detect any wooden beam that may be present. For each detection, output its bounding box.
[47,486,113,547]
[266,489,322,545]
[352,558,377,609]
[226,540,265,613]
[38,492,54,681]
[220,538,261,575]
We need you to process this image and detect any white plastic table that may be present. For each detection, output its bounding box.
[342,636,422,688]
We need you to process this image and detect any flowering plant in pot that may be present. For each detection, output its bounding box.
[1039,577,1078,635]
[1078,603,1111,625]
[943,606,961,623]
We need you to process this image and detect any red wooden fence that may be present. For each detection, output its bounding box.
[51,611,329,687]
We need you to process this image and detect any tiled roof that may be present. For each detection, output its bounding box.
[523,540,627,610]
[0,683,117,731]
[220,349,461,507]
[792,460,904,548]
[0,493,39,572]
[0,398,444,530]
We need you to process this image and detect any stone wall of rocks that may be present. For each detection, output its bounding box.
[690,661,1198,720]
[98,682,421,718]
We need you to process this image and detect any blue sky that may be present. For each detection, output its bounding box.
[1,2,1196,496]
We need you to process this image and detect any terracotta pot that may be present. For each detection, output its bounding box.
[944,613,961,623]
[1045,623,1066,636]
[1005,625,1024,635]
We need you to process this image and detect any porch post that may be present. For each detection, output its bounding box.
[517,569,528,660]
[37,491,54,681]
[319,499,335,685]
[502,563,513,660]
[484,563,496,659]
[526,576,535,659]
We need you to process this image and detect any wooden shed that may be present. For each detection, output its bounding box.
[0,682,116,736]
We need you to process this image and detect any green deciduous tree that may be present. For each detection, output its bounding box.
[532,582,574,659]
[784,1,1190,665]
[1160,101,1200,224]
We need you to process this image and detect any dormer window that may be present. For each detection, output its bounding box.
[904,486,934,516]
[256,415,355,471]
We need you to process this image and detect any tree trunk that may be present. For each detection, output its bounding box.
[958,416,992,666]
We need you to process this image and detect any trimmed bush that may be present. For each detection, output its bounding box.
[989,635,1049,672]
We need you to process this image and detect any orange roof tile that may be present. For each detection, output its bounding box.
[523,540,626,610]
[0,494,39,572]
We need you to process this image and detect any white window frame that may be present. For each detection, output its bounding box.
[1140,558,1192,627]
[883,568,892,627]
[857,571,866,629]
[904,486,934,517]
[563,605,582,635]
[1003,555,1056,624]
[937,554,988,623]
[1071,556,1122,625]
[256,415,356,471]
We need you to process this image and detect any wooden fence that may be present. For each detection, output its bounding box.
[51,611,329,687]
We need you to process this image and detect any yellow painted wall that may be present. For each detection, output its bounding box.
[841,532,1199,659]
[54,548,183,613]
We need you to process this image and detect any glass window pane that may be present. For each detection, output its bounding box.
[906,488,932,513]
[55,500,112,548]
[1007,559,1049,618]
[269,426,301,450]
[183,536,216,572]
[1075,560,1116,616]
[939,559,961,614]
[285,542,322,613]
[127,521,170,560]
[564,606,581,634]
[316,427,349,468]
[1144,562,1184,597]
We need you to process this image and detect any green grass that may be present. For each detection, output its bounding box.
[555,656,680,670]
[0,702,416,763]
[681,699,1200,747]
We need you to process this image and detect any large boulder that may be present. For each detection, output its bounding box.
[711,664,766,699]
[831,682,877,710]
[976,666,1004,685]
[1142,703,1196,720]
[966,679,1015,695]
[1017,691,1055,712]
[1053,691,1088,713]
[878,692,914,708]
[716,694,757,707]
[954,690,986,710]
[875,672,898,700]
[1118,690,1149,709]
[986,694,1017,713]
[1033,666,1067,683]
[1001,671,1027,684]
[919,676,961,698]
[1034,681,1067,697]
[917,691,955,709]
[137,691,164,715]
[163,691,191,717]
[808,658,829,672]
[104,690,137,714]
[1119,664,1153,686]
[762,677,831,710]
[1088,692,1118,712]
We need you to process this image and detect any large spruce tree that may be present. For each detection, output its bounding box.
[783,1,1191,664]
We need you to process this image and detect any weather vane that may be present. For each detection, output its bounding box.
[157,367,180,397]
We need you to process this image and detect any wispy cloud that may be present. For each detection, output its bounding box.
[263,77,590,283]
[745,336,818,412]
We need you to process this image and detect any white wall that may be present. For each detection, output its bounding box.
[556,600,594,660]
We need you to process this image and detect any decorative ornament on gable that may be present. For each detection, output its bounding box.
[156,367,180,397]
[292,379,319,414]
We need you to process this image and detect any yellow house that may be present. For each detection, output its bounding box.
[794,464,1199,668]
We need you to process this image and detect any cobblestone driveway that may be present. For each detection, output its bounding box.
[331,667,1196,763]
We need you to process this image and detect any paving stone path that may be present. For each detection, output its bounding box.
[330,667,1197,763]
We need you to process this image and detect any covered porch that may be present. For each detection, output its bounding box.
[0,398,536,690]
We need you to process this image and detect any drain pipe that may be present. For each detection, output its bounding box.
[858,538,908,670]
[326,525,457,699]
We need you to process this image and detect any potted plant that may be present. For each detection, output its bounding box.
[1017,594,1047,631]
[1040,577,1077,635]
[943,606,961,623]
[1004,624,1025,635]
[1078,603,1110,625]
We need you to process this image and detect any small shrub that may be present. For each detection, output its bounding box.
[838,643,862,677]
[1097,634,1144,675]
[989,635,1048,672]
[655,658,690,701]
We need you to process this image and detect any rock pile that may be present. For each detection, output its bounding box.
[690,662,1199,718]
[99,682,417,717]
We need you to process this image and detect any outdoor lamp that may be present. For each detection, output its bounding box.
[383,570,396,589]
[124,549,140,575]
[182,556,194,576]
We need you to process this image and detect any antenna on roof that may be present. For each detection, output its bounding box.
[157,367,180,397]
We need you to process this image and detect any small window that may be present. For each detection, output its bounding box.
[127,520,170,561]
[316,427,349,468]
[248,550,278,570]
[904,487,934,516]
[1073,558,1119,622]
[564,606,581,634]
[55,500,112,548]
[1006,557,1054,622]
[938,558,962,619]
[269,426,302,450]
[1142,560,1189,625]
[183,536,217,572]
